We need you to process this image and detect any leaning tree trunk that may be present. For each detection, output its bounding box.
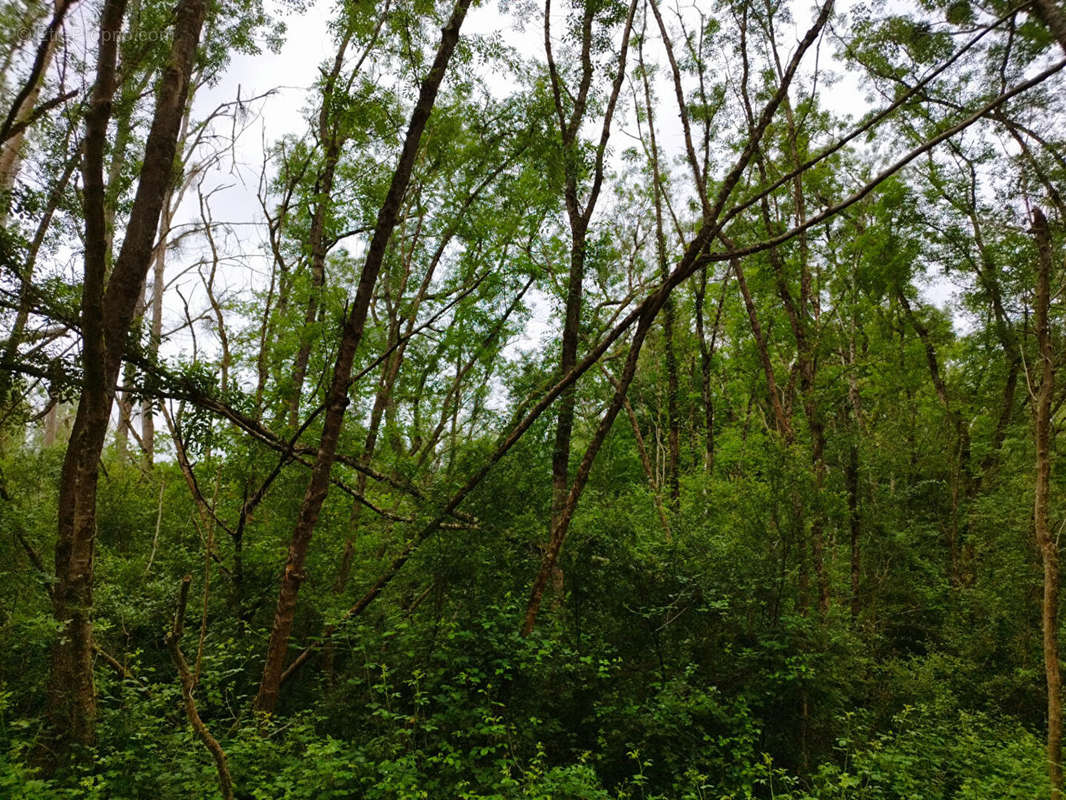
[253,0,473,715]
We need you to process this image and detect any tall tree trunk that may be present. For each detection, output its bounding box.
[739,0,830,613]
[253,0,472,715]
[733,259,793,440]
[548,228,585,589]
[286,147,342,427]
[1032,206,1061,800]
[43,0,128,758]
[44,0,206,761]
[808,419,830,614]
[845,304,864,622]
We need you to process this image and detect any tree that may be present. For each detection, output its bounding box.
[45,0,206,759]
[253,0,474,714]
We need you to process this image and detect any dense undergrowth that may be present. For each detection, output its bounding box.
[0,430,1054,798]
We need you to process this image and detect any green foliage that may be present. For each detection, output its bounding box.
[2,0,1065,796]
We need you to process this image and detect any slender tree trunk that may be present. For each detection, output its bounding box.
[602,365,671,540]
[286,149,341,427]
[522,0,639,631]
[114,294,145,458]
[845,306,864,622]
[739,1,831,613]
[1032,207,1061,800]
[523,310,656,635]
[166,576,235,800]
[285,24,357,428]
[733,259,792,440]
[898,290,973,583]
[808,418,830,614]
[548,229,585,592]
[253,0,472,715]
[531,0,638,615]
